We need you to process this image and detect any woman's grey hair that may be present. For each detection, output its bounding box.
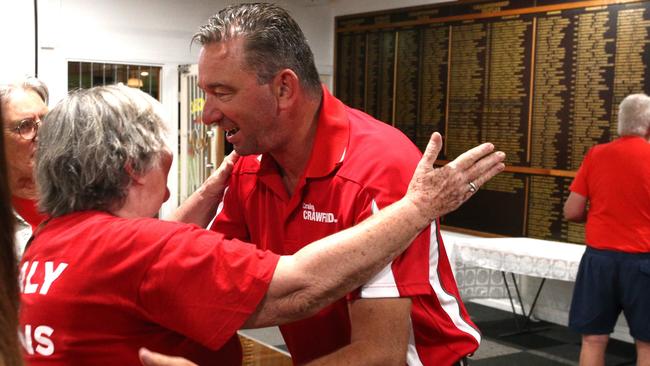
[618,93,650,137]
[36,84,168,217]
[0,77,49,115]
[193,3,322,97]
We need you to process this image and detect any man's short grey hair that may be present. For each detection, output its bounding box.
[618,93,650,137]
[0,77,49,122]
[193,3,322,97]
[36,84,168,217]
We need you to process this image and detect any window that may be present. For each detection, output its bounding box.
[67,61,161,100]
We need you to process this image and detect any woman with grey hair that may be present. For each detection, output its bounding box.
[0,77,49,258]
[564,93,650,365]
[19,84,503,365]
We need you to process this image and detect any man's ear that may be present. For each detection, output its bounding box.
[273,69,299,109]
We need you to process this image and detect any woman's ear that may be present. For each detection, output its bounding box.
[124,162,145,185]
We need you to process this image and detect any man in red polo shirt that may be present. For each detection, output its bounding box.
[188,4,485,365]
[564,93,650,365]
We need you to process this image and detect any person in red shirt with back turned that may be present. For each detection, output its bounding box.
[173,3,492,365]
[564,93,650,366]
[0,77,49,258]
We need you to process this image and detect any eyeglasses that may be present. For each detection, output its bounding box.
[11,117,41,140]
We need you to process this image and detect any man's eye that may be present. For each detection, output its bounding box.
[215,92,233,100]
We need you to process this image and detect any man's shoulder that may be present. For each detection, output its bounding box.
[343,111,421,171]
[332,112,421,194]
[345,107,406,135]
[345,108,420,152]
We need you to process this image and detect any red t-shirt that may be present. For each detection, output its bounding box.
[19,211,279,365]
[570,136,650,252]
[12,196,47,230]
[211,86,480,365]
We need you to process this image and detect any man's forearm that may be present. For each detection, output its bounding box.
[305,298,411,366]
[305,341,402,366]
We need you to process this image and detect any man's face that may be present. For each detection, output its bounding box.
[198,39,285,156]
[1,89,48,187]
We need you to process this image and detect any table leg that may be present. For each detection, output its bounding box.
[523,278,546,329]
[499,273,551,337]
[501,271,521,329]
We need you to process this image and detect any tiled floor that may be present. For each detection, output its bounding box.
[465,302,636,365]
[240,302,637,365]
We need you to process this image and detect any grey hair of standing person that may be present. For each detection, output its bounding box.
[193,2,322,98]
[617,93,650,137]
[0,77,49,115]
[36,85,168,217]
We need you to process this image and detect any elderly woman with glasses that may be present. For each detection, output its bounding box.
[0,77,49,257]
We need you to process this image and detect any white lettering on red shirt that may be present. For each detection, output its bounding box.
[302,203,338,223]
[20,324,54,356]
[20,261,68,295]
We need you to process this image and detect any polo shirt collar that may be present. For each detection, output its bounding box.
[303,85,350,178]
[258,85,349,179]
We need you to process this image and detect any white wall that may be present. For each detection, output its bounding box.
[36,0,218,105]
[286,1,334,77]
[0,0,342,216]
[0,1,36,83]
[34,0,337,103]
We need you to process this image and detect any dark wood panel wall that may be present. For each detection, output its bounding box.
[334,0,650,242]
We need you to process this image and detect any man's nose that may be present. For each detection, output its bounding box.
[201,96,222,126]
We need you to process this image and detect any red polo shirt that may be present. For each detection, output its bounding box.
[570,136,650,252]
[212,86,480,365]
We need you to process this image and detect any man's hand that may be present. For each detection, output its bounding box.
[407,132,505,224]
[138,348,197,366]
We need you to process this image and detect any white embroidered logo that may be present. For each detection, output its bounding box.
[302,203,338,223]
